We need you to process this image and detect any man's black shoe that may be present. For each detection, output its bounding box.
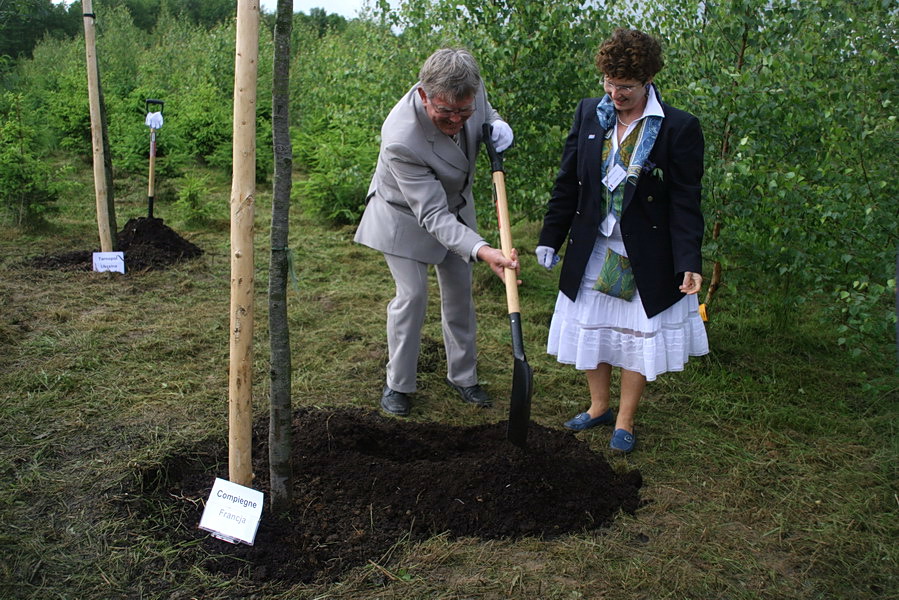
[380,386,411,416]
[446,378,492,408]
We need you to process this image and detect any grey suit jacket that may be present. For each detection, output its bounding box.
[354,83,500,264]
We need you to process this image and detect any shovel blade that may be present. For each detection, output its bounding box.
[507,356,533,447]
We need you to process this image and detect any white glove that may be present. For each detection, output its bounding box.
[145,112,163,129]
[535,245,560,270]
[491,119,514,152]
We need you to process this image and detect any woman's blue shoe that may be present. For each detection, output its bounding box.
[563,409,615,431]
[609,428,636,453]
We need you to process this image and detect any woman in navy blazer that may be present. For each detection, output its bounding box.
[537,29,709,453]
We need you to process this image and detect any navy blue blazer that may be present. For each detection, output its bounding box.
[538,97,705,318]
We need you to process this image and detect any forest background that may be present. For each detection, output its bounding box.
[0,0,899,354]
[2,0,897,355]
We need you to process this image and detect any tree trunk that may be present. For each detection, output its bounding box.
[268,0,294,514]
[704,22,749,310]
[228,0,259,487]
[82,0,116,251]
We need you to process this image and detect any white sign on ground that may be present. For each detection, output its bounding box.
[198,478,264,545]
[92,251,125,273]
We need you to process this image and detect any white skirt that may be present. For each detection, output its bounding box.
[547,224,708,382]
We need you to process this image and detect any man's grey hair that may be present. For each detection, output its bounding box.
[418,48,481,103]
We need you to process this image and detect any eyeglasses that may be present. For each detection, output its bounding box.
[429,100,476,118]
[602,79,644,94]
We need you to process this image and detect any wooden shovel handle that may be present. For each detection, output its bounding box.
[482,123,520,315]
[491,170,520,315]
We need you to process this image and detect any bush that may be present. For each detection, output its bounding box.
[0,94,64,227]
[290,19,414,224]
[647,0,898,353]
[295,118,376,224]
[170,172,222,227]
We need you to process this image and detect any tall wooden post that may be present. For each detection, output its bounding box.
[82,0,116,251]
[228,0,259,487]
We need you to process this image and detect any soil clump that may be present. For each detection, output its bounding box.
[27,217,202,271]
[150,407,642,586]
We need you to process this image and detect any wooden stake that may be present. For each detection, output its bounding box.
[228,0,259,487]
[82,0,116,252]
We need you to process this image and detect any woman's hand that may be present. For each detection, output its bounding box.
[679,271,702,295]
[478,246,521,284]
[535,245,561,270]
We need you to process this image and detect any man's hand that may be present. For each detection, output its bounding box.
[478,246,520,283]
[490,120,514,153]
[679,271,702,295]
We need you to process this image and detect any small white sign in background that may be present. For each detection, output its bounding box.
[92,251,125,273]
[198,478,264,545]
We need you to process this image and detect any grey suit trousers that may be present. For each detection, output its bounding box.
[383,251,478,393]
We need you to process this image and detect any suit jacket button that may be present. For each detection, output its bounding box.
[647,195,654,202]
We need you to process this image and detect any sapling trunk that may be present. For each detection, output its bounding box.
[268,0,294,513]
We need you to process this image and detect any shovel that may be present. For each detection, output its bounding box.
[482,123,533,448]
[145,98,164,219]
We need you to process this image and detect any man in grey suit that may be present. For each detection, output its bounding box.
[354,48,517,417]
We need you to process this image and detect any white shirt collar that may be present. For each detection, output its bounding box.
[643,84,664,119]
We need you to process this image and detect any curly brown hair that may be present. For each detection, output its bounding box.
[594,28,664,83]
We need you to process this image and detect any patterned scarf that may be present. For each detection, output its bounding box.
[601,122,644,218]
[595,84,663,185]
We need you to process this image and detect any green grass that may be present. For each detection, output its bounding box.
[0,164,896,599]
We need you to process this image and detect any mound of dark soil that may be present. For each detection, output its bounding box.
[152,408,642,586]
[28,217,202,271]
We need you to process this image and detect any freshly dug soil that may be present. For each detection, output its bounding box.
[152,407,642,586]
[27,217,202,271]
